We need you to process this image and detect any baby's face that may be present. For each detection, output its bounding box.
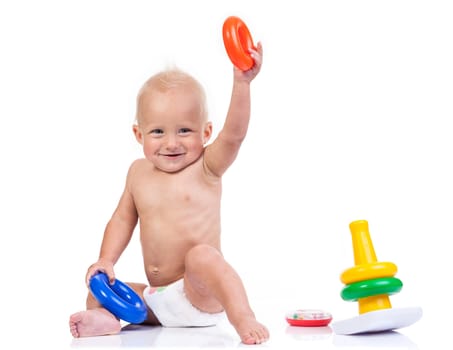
[135,87,211,173]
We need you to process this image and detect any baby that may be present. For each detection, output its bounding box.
[69,42,268,345]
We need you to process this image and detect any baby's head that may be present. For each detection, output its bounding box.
[135,68,208,126]
[133,68,212,173]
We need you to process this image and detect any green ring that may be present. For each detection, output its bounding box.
[341,277,403,301]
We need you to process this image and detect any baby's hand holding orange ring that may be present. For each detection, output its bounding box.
[222,16,256,71]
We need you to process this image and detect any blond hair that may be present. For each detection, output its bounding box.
[135,68,208,124]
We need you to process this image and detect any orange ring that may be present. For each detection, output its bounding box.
[222,16,256,71]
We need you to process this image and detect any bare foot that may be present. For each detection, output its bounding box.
[69,309,121,338]
[234,316,269,345]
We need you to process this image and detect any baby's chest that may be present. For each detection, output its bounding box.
[133,178,220,211]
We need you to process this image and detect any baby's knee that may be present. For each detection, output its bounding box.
[185,244,222,268]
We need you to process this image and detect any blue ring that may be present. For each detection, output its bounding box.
[89,272,147,324]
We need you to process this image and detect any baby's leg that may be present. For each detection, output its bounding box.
[69,308,121,338]
[183,244,269,345]
[69,289,121,338]
[70,282,158,338]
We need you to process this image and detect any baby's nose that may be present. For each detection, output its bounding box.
[165,134,179,148]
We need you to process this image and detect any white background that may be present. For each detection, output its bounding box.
[1,1,452,348]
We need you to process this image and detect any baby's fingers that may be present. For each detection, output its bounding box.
[85,264,115,286]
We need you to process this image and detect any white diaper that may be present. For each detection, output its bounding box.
[143,279,225,327]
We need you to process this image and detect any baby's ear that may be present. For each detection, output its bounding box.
[133,124,143,144]
[203,122,213,144]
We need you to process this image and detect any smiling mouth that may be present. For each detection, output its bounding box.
[161,153,184,158]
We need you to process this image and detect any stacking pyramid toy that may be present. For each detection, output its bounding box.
[331,220,422,335]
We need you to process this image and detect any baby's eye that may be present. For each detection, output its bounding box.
[179,128,192,134]
[150,129,164,135]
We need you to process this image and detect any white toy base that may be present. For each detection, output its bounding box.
[331,307,423,335]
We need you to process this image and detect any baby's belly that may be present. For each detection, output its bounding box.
[140,228,221,286]
[144,262,185,287]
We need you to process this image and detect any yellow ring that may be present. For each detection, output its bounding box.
[340,261,397,284]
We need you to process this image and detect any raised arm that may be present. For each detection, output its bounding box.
[204,42,263,177]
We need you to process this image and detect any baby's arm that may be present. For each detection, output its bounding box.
[85,163,139,285]
[204,42,263,177]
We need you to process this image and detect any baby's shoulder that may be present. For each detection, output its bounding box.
[127,158,151,177]
[130,158,148,168]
